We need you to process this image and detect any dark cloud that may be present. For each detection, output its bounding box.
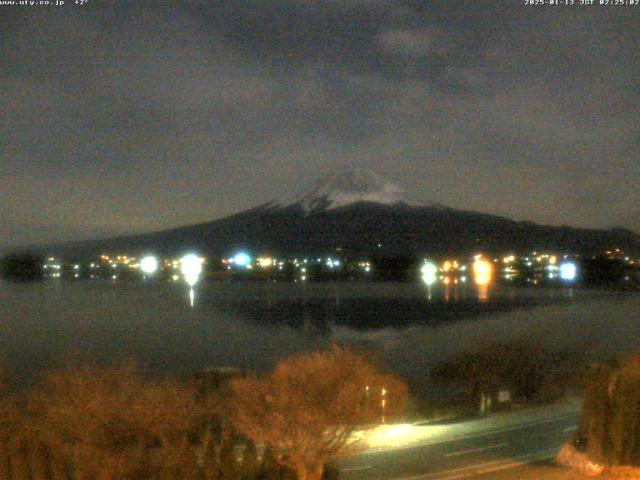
[1,1,639,247]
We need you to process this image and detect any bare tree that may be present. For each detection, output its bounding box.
[27,363,212,480]
[226,346,408,480]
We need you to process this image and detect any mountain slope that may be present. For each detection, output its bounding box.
[612,210,640,235]
[23,169,640,258]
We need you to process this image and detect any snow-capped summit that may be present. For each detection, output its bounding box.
[274,167,432,213]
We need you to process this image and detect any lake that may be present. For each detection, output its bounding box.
[1,279,638,394]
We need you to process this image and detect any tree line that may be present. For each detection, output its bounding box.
[0,254,44,282]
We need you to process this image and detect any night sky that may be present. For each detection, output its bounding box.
[2,1,639,248]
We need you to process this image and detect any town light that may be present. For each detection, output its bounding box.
[559,261,577,282]
[232,252,252,268]
[326,258,338,269]
[420,261,438,286]
[258,257,273,268]
[140,255,159,276]
[180,253,203,287]
[473,257,493,286]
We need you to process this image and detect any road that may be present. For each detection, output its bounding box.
[336,401,581,480]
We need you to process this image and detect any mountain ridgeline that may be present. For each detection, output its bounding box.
[27,169,640,259]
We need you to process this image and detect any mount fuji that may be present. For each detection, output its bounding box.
[269,168,437,214]
[27,168,640,258]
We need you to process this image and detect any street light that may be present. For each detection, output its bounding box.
[140,255,159,277]
[473,256,493,301]
[473,257,493,286]
[180,253,203,287]
[180,253,203,307]
[559,261,577,282]
[232,251,252,268]
[421,261,438,301]
[420,261,438,287]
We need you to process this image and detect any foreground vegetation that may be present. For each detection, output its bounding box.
[550,351,640,479]
[0,347,407,480]
[572,352,640,468]
[0,337,607,479]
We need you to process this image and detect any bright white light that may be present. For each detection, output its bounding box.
[140,255,159,275]
[180,254,203,286]
[324,258,341,269]
[559,262,577,282]
[421,261,438,286]
[232,252,252,268]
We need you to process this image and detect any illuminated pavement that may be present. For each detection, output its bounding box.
[337,401,581,480]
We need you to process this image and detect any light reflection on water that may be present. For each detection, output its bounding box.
[477,284,489,301]
[189,287,196,308]
[0,279,637,390]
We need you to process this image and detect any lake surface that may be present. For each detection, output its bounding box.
[1,279,639,394]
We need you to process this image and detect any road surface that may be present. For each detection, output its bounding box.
[336,401,581,480]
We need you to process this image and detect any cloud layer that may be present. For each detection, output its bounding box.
[1,1,638,246]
